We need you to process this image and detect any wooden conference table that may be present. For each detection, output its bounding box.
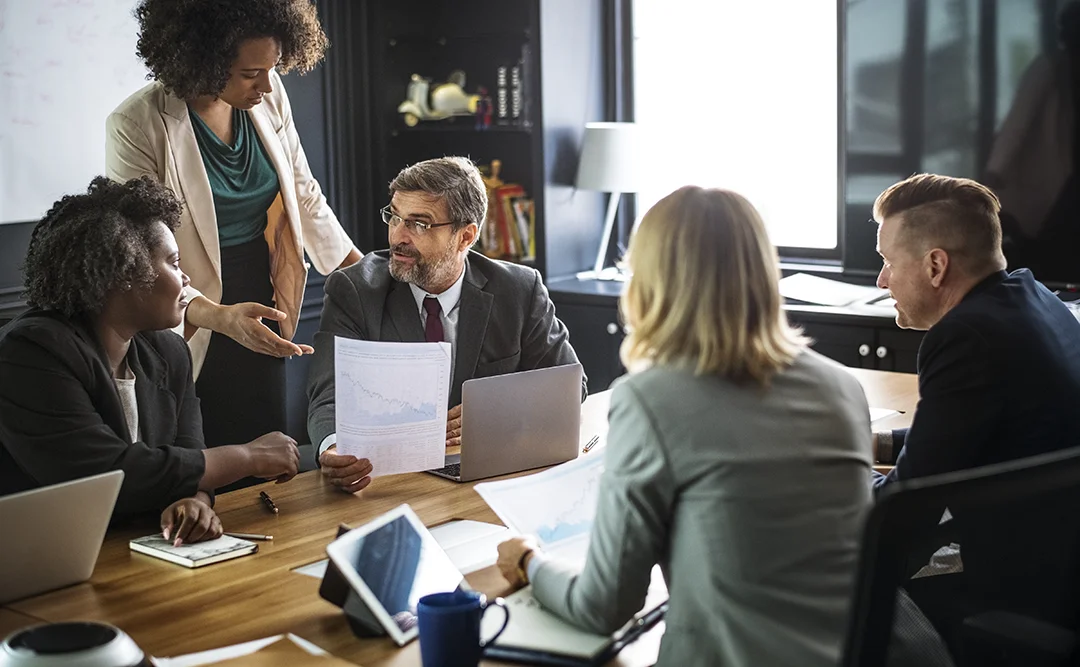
[1,368,917,666]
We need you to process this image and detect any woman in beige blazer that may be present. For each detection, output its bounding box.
[106,0,360,453]
[495,187,952,666]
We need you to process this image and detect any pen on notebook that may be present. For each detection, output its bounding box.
[582,435,600,454]
[224,532,274,541]
[259,490,279,514]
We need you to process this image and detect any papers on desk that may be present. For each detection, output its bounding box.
[779,272,887,307]
[334,338,450,476]
[428,519,513,574]
[475,452,606,562]
[870,407,900,423]
[291,519,511,579]
[152,634,333,667]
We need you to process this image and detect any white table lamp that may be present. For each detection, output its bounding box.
[575,122,641,280]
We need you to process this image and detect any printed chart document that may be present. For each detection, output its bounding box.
[476,454,667,665]
[334,338,451,476]
[475,452,605,564]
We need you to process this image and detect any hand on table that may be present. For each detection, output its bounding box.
[319,445,374,494]
[446,404,462,449]
[161,496,222,547]
[496,536,540,588]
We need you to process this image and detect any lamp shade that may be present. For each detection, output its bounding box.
[575,122,641,193]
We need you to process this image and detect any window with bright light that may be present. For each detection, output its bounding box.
[632,1,839,251]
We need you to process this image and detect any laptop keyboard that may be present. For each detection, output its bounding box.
[432,462,461,478]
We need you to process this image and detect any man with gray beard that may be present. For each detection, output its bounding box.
[307,157,584,493]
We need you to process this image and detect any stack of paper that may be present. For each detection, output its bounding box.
[152,635,341,667]
[779,272,887,307]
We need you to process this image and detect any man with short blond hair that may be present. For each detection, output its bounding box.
[872,173,1080,485]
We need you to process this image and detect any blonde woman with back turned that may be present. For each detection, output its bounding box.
[495,186,952,666]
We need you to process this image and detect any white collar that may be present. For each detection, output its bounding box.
[408,264,466,317]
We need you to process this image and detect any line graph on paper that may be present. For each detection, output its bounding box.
[474,453,606,551]
[339,364,439,426]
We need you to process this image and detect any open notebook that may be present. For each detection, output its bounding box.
[129,534,257,568]
[482,569,668,667]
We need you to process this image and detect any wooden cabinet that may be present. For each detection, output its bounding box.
[556,302,626,393]
[787,313,923,373]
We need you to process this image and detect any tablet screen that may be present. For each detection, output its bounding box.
[352,513,464,632]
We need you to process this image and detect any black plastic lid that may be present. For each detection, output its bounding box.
[9,622,118,654]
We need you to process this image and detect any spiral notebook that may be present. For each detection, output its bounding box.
[129,534,258,568]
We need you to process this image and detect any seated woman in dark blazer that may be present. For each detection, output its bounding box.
[0,176,301,544]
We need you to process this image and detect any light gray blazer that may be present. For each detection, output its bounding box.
[306,250,584,447]
[531,350,950,666]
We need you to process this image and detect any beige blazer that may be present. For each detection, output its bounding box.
[105,71,358,378]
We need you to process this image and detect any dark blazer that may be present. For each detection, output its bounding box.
[875,269,1080,488]
[307,250,585,447]
[0,309,207,516]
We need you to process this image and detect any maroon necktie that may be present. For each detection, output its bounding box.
[423,297,444,343]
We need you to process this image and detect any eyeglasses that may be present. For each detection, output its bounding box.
[380,206,456,236]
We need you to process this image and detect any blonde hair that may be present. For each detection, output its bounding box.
[620,186,806,386]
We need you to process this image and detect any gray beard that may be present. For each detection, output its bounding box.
[389,243,459,292]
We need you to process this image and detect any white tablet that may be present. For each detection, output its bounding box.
[325,504,466,646]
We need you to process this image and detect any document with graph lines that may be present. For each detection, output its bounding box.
[475,452,606,564]
[334,338,451,476]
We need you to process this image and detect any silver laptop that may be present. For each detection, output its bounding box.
[0,470,123,604]
[428,363,583,482]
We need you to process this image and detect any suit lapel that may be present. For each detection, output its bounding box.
[450,262,492,407]
[162,93,220,277]
[386,281,425,342]
[248,103,304,259]
[128,336,176,445]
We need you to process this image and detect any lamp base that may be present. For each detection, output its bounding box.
[575,266,630,282]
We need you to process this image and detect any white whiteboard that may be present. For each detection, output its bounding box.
[0,0,149,224]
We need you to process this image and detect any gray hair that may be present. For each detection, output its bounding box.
[389,157,488,232]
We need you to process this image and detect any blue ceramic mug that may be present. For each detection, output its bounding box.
[417,590,510,667]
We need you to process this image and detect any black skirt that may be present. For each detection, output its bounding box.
[195,236,288,450]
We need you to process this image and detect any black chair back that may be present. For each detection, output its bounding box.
[842,446,1080,667]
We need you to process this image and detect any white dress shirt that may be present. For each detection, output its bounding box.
[318,266,466,456]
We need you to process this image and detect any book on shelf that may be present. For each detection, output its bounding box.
[129,534,258,568]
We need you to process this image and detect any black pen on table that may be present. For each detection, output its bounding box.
[259,490,279,514]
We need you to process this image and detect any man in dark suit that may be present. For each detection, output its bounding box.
[871,173,1080,485]
[870,172,1080,649]
[308,157,584,493]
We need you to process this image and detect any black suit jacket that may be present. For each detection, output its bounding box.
[0,309,206,516]
[307,250,585,447]
[875,269,1080,489]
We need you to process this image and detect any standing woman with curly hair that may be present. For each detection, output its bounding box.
[106,0,361,454]
[0,177,301,542]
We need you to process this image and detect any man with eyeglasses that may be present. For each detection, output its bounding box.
[306,156,585,493]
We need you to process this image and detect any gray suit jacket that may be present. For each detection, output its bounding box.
[531,351,951,667]
[307,250,584,447]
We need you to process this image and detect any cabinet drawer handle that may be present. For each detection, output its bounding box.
[876,346,888,359]
[606,322,620,335]
[858,344,871,357]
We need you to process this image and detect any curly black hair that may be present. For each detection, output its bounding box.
[134,0,328,100]
[23,176,183,319]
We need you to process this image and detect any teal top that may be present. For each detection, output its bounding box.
[189,106,279,248]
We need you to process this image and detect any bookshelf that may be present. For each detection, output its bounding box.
[359,0,608,278]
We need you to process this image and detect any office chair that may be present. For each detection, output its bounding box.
[841,446,1080,667]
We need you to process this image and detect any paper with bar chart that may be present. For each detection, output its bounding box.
[474,452,606,564]
[335,338,451,476]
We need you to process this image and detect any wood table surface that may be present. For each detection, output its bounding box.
[3,370,917,665]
